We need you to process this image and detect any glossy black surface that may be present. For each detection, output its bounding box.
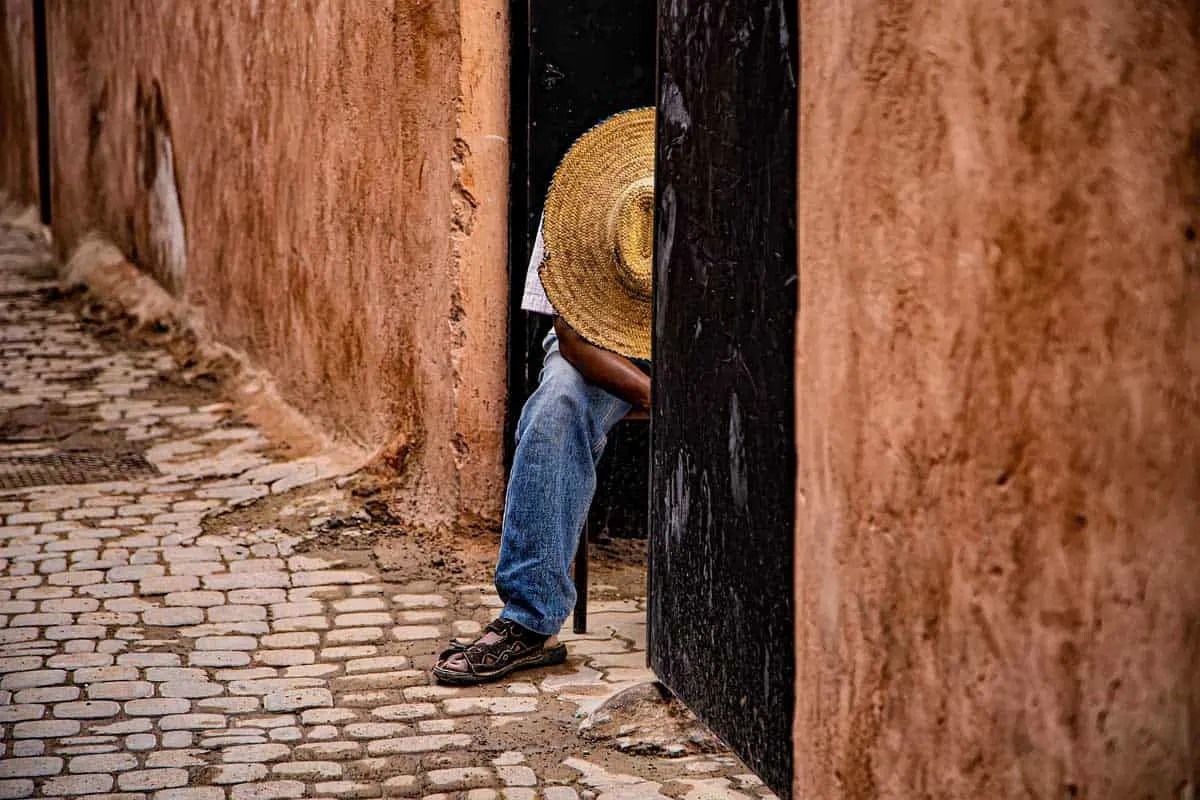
[649,2,798,796]
[507,0,657,538]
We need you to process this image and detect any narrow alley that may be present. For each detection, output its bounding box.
[0,221,768,800]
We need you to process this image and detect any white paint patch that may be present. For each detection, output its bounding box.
[728,392,747,511]
[148,129,188,294]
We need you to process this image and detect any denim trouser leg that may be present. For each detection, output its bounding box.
[495,332,631,636]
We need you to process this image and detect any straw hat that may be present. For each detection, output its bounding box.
[540,107,655,360]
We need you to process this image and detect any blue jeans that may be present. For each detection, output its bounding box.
[495,330,636,636]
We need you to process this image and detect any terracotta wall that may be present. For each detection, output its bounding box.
[796,1,1199,797]
[0,0,37,206]
[43,1,510,529]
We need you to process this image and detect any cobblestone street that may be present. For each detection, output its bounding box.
[0,222,768,800]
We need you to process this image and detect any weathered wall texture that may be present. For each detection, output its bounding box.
[796,2,1199,797]
[0,0,37,206]
[44,1,510,529]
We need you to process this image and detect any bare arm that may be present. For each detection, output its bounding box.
[554,317,651,411]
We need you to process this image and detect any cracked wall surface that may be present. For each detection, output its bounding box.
[796,1,1200,797]
[39,0,509,530]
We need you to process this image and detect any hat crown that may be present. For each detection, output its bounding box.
[611,177,654,300]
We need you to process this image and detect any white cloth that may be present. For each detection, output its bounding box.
[520,221,556,317]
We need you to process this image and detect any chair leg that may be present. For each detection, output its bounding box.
[573,521,589,634]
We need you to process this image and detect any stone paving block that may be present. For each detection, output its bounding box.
[204,572,290,591]
[118,653,181,667]
[345,656,411,674]
[86,681,155,701]
[311,781,381,799]
[331,598,387,613]
[293,742,363,761]
[0,781,32,800]
[256,649,315,666]
[145,749,206,768]
[161,731,194,749]
[500,789,537,800]
[209,604,267,623]
[155,789,225,800]
[322,646,378,661]
[268,726,303,742]
[392,626,441,642]
[108,565,165,582]
[159,680,224,698]
[229,589,288,605]
[371,704,438,722]
[158,713,226,731]
[391,595,449,610]
[496,767,537,787]
[271,615,330,633]
[68,752,138,773]
[326,627,384,645]
[53,700,121,719]
[6,682,73,704]
[46,624,106,640]
[441,697,537,716]
[0,756,63,777]
[41,774,116,796]
[333,612,392,627]
[0,704,45,722]
[75,665,139,683]
[196,635,258,651]
[292,570,371,588]
[365,735,473,756]
[144,667,207,682]
[381,776,420,797]
[124,698,192,716]
[9,741,44,757]
[10,611,71,627]
[230,781,305,800]
[118,769,189,791]
[125,734,158,750]
[0,669,65,690]
[222,743,292,763]
[272,761,344,780]
[300,708,358,725]
[197,697,260,713]
[140,577,200,596]
[425,768,495,792]
[0,656,43,673]
[143,607,205,626]
[263,687,334,712]
[13,719,81,738]
[164,591,225,608]
[189,650,251,668]
[260,632,320,649]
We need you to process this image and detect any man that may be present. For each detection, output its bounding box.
[434,108,654,684]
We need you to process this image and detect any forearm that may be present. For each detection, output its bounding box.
[554,317,651,410]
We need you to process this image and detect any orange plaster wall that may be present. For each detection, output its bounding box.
[796,1,1200,796]
[43,0,510,529]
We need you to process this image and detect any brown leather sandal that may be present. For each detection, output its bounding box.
[433,618,567,685]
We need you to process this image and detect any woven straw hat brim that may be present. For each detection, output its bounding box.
[540,107,655,361]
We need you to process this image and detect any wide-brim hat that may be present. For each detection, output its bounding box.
[540,107,655,361]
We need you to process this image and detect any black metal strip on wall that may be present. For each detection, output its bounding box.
[650,1,798,796]
[32,0,52,224]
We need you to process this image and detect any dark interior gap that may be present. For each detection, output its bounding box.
[32,0,52,225]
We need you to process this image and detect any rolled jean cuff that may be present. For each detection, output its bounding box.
[500,605,561,638]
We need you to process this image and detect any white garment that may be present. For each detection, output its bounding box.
[520,222,556,317]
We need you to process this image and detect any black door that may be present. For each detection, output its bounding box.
[508,0,656,537]
[649,2,798,797]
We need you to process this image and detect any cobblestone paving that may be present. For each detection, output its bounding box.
[0,226,772,800]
